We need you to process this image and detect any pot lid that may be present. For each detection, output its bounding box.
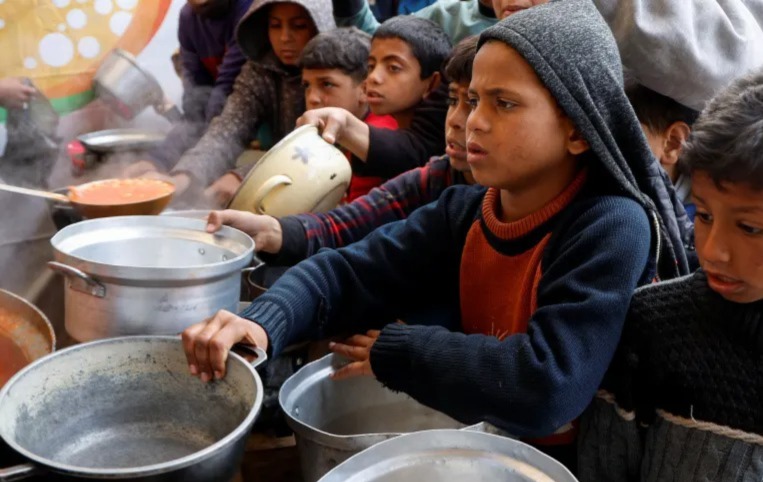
[318,429,578,482]
[50,216,254,281]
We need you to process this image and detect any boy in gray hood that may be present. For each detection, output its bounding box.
[181,0,689,469]
[137,0,335,193]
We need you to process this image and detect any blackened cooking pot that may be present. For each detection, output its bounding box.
[0,336,266,481]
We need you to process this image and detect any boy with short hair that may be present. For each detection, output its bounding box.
[298,27,398,200]
[183,0,689,468]
[625,77,700,220]
[299,15,452,180]
[579,68,763,482]
[206,35,479,261]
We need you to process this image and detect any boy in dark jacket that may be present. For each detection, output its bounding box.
[578,68,763,482]
[298,15,451,180]
[182,0,688,467]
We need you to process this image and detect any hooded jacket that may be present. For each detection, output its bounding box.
[239,0,688,441]
[170,0,335,185]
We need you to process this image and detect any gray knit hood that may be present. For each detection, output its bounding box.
[478,0,690,278]
[236,0,336,61]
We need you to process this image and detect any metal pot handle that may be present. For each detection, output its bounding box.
[232,343,268,369]
[241,256,266,288]
[252,175,292,214]
[0,463,44,481]
[48,261,106,298]
[156,104,183,123]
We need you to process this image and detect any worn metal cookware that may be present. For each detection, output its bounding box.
[0,178,174,219]
[0,336,266,481]
[279,354,464,481]
[49,216,254,342]
[94,49,182,122]
[318,429,578,482]
[0,289,55,388]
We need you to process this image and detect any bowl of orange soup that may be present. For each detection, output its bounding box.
[67,178,175,218]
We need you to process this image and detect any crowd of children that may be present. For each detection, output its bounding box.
[5,0,752,477]
[19,0,751,478]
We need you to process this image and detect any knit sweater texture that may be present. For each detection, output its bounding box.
[578,271,763,481]
[239,0,687,440]
[269,155,467,265]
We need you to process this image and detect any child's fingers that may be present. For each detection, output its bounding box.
[329,341,369,361]
[330,361,373,380]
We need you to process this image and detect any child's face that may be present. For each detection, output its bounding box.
[491,0,549,19]
[445,81,470,172]
[366,38,438,118]
[692,172,763,303]
[302,68,366,119]
[466,41,587,190]
[268,3,317,66]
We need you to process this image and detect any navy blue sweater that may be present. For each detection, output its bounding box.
[240,184,651,437]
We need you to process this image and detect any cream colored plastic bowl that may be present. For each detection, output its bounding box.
[228,125,352,217]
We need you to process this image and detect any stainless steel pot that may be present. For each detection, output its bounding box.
[279,354,465,482]
[49,216,254,342]
[318,429,578,482]
[94,49,182,122]
[0,336,266,481]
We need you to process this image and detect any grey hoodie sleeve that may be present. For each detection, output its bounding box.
[594,0,763,111]
[171,61,272,185]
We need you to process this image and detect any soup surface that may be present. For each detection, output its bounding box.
[0,331,28,387]
[69,178,174,205]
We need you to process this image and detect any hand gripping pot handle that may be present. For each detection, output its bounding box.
[0,463,44,481]
[48,261,106,298]
[252,175,292,214]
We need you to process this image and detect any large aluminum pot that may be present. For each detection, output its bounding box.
[318,429,578,482]
[94,49,182,122]
[49,216,254,342]
[279,354,464,481]
[0,336,266,481]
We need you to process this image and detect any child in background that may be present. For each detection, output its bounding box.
[625,78,700,220]
[579,68,763,482]
[298,28,398,201]
[183,0,689,469]
[144,0,253,176]
[179,0,252,122]
[206,35,479,263]
[134,0,334,198]
[335,0,497,43]
[298,15,451,181]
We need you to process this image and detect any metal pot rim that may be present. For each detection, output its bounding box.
[50,216,255,281]
[279,354,418,447]
[318,429,579,482]
[0,335,264,477]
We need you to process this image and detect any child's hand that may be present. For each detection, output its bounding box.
[297,107,352,145]
[0,78,35,109]
[205,209,282,254]
[329,330,381,380]
[204,173,242,207]
[181,309,269,382]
